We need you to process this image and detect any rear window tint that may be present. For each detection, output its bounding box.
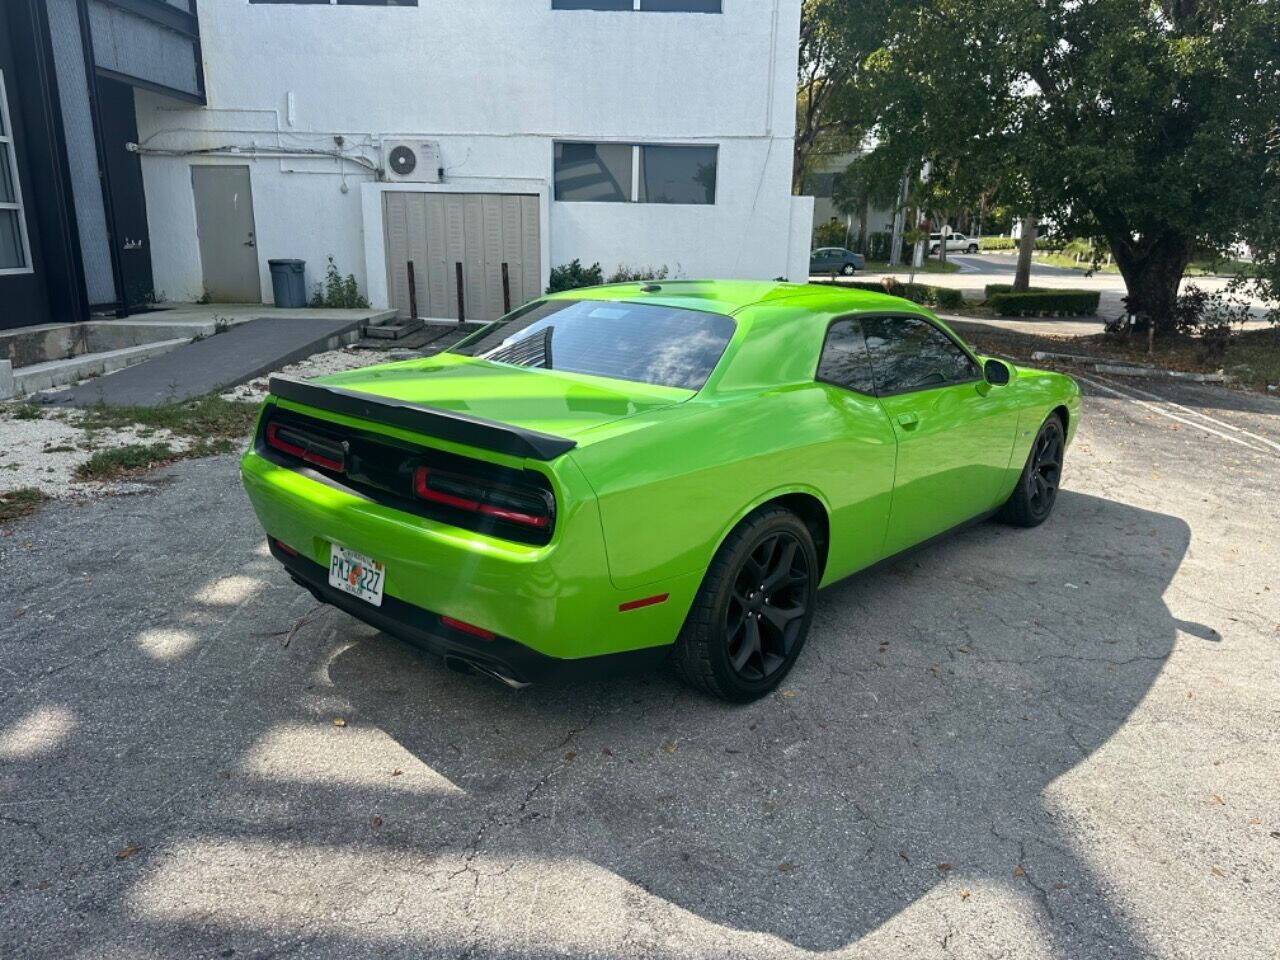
[451,299,736,391]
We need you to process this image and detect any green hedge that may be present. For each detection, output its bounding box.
[844,278,964,310]
[979,237,1018,251]
[988,289,1101,317]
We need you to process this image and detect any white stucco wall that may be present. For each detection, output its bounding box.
[136,0,809,304]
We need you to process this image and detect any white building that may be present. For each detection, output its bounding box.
[133,0,811,321]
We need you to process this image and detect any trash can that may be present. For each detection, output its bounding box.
[268,259,307,308]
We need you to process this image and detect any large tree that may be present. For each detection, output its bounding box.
[860,0,1280,330]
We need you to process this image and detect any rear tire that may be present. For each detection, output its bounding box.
[967,243,979,253]
[671,507,818,702]
[1000,415,1066,527]
[841,263,855,276]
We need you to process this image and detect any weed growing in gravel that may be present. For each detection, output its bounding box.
[74,443,175,482]
[0,488,50,521]
[9,401,44,421]
[76,395,259,442]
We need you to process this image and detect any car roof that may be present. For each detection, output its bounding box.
[544,279,912,318]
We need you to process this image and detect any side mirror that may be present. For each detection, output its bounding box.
[983,358,1012,386]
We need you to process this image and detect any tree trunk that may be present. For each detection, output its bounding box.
[1110,233,1193,334]
[857,200,869,253]
[1013,214,1038,292]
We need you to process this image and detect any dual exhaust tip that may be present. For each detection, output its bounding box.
[444,654,530,690]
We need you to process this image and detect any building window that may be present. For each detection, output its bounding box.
[0,71,32,274]
[552,1,722,10]
[554,142,717,204]
[248,1,418,6]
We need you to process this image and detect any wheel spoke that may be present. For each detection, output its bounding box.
[762,540,798,593]
[761,602,804,648]
[732,616,761,672]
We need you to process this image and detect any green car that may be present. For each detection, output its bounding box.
[241,280,1079,701]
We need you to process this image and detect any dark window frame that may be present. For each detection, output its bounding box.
[248,1,418,6]
[815,312,983,399]
[553,140,718,205]
[551,1,722,11]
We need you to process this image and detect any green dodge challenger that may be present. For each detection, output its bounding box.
[241,280,1080,701]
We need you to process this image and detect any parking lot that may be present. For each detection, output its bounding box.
[2,377,1278,959]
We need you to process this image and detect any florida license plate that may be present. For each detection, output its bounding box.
[328,543,385,607]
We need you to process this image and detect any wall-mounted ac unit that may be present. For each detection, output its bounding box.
[382,139,442,183]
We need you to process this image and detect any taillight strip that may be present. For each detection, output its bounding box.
[413,466,549,529]
[266,421,345,473]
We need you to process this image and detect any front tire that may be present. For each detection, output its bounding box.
[672,507,818,702]
[1000,415,1065,527]
[841,263,855,276]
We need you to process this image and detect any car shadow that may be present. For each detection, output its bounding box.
[0,482,1197,957]
[320,489,1195,953]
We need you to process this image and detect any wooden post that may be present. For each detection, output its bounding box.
[455,262,465,323]
[406,261,418,320]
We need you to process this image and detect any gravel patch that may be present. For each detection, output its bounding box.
[2,346,393,505]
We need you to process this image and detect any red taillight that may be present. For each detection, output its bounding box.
[413,466,550,529]
[273,538,299,556]
[266,421,345,473]
[440,615,496,641]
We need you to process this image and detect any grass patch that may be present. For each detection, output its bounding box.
[76,394,259,443]
[0,487,49,522]
[8,400,45,421]
[74,443,175,482]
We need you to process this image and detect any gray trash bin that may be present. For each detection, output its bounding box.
[268,259,307,308]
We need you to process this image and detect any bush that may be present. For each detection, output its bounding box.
[813,220,848,248]
[841,278,962,309]
[979,237,1018,251]
[988,289,1102,317]
[865,231,892,262]
[547,259,603,293]
[606,264,669,284]
[309,256,369,309]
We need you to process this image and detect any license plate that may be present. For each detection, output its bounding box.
[328,543,385,607]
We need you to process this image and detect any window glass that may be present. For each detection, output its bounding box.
[552,0,632,7]
[638,145,717,204]
[641,0,721,9]
[817,319,876,395]
[861,315,978,394]
[452,299,735,391]
[0,143,15,204]
[554,142,633,202]
[0,71,29,271]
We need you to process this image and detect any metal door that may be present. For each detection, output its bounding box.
[191,165,260,302]
[383,192,540,322]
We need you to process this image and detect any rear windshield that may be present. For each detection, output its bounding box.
[450,299,736,391]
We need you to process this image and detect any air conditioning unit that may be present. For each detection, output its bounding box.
[382,139,442,183]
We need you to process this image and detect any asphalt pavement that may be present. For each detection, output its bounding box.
[2,378,1278,959]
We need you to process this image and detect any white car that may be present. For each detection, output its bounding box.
[929,233,980,255]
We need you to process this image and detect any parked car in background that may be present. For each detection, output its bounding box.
[810,247,866,276]
[929,233,980,255]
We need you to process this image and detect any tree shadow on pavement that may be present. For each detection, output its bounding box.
[0,481,1198,958]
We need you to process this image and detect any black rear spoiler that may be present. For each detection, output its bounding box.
[267,376,577,461]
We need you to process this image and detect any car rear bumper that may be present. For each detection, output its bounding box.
[240,450,700,665]
[270,540,667,685]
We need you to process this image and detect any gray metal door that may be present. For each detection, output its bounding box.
[191,165,260,302]
[383,192,540,322]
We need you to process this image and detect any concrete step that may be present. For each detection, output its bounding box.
[363,319,425,340]
[13,339,189,396]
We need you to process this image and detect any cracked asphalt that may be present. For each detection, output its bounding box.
[2,375,1278,959]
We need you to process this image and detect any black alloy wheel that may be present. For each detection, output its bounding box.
[724,532,811,681]
[1000,415,1066,527]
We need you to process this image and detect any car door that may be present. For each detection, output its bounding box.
[811,317,897,579]
[809,248,830,273]
[862,314,1020,556]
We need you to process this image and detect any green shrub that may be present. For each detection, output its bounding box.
[547,259,604,293]
[813,220,848,247]
[979,237,1018,251]
[309,256,369,309]
[841,278,962,309]
[606,264,669,284]
[865,231,892,262]
[988,290,1101,316]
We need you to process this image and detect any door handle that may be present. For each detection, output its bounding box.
[244,239,256,247]
[897,412,920,429]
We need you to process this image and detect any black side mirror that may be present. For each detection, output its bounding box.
[984,358,1012,385]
